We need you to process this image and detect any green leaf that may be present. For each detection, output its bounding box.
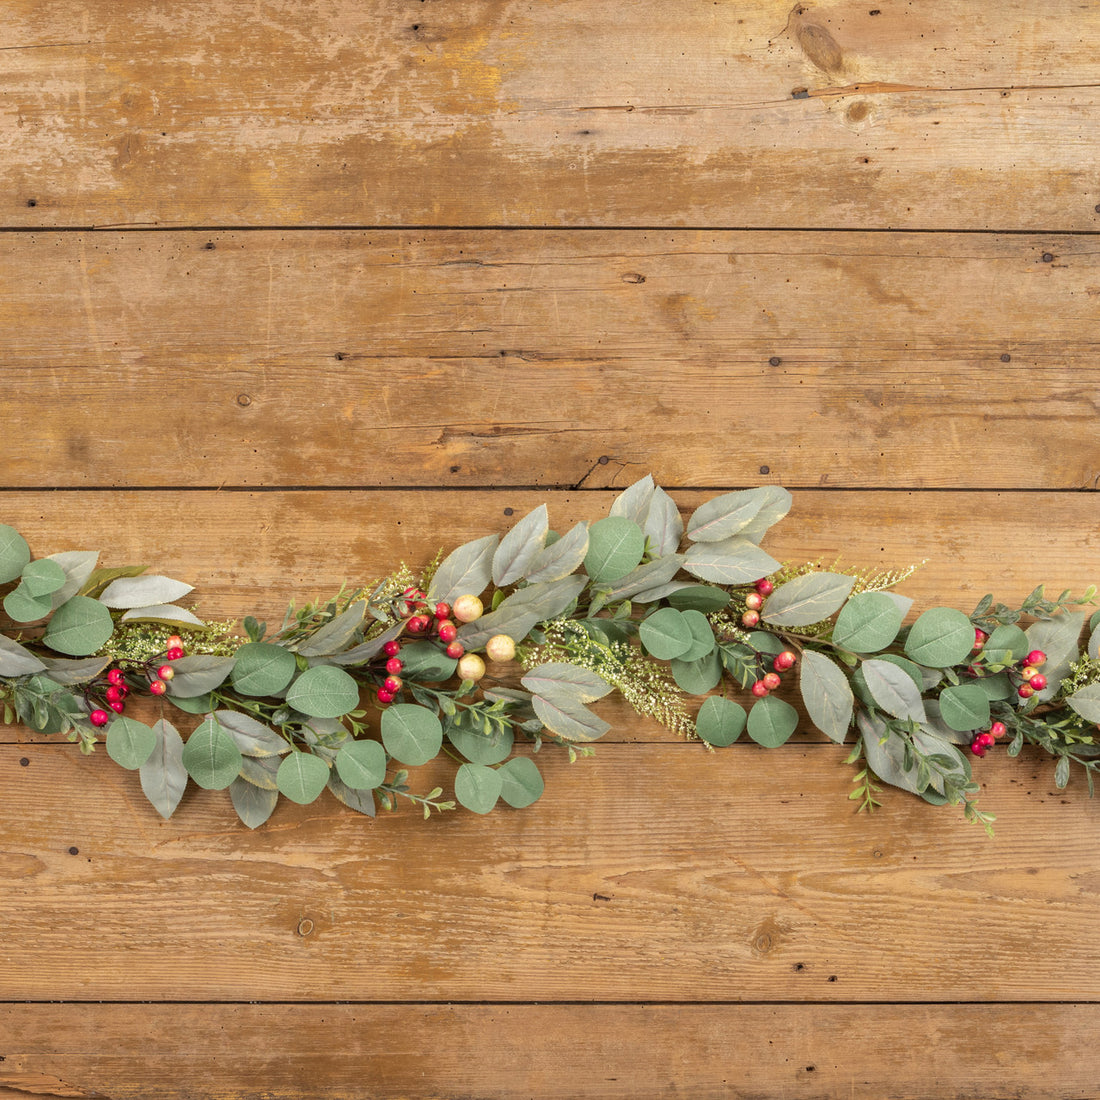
[43,595,114,656]
[738,486,793,544]
[498,756,544,807]
[78,562,145,600]
[1055,755,1071,790]
[1025,613,1085,702]
[447,718,514,765]
[238,753,281,789]
[3,585,53,623]
[524,521,589,583]
[182,718,243,790]
[327,621,405,667]
[861,658,927,722]
[335,739,387,789]
[165,655,236,698]
[119,604,205,627]
[799,650,854,743]
[644,486,685,556]
[454,762,502,814]
[678,610,715,661]
[138,720,187,819]
[1088,622,1100,661]
[970,672,1013,702]
[763,572,855,628]
[696,695,746,746]
[667,585,730,613]
[609,474,655,525]
[983,624,1030,663]
[638,607,693,660]
[599,554,684,602]
[20,559,67,598]
[326,772,376,816]
[230,777,280,828]
[285,665,360,718]
[214,710,290,757]
[670,650,723,695]
[381,703,444,765]
[687,488,767,542]
[904,607,975,667]
[98,574,194,609]
[531,693,611,741]
[44,551,100,610]
[457,575,587,650]
[852,654,923,707]
[493,504,549,586]
[1068,683,1100,723]
[296,601,366,657]
[682,538,780,585]
[858,713,922,795]
[939,684,991,732]
[832,592,904,654]
[520,663,613,703]
[0,635,47,677]
[393,641,458,681]
[746,694,799,747]
[106,716,157,770]
[0,524,31,583]
[584,516,645,584]
[231,642,297,696]
[276,752,331,804]
[427,533,499,605]
[36,655,110,685]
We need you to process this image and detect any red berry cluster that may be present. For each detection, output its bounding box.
[971,721,1007,757]
[1014,649,1048,701]
[86,635,187,727]
[740,577,773,629]
[375,594,466,705]
[750,649,798,698]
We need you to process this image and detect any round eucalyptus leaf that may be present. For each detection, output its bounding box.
[670,650,723,695]
[182,718,243,790]
[939,683,991,732]
[454,762,502,815]
[904,607,975,667]
[746,694,799,748]
[285,665,360,718]
[106,716,157,771]
[678,610,716,661]
[43,595,114,655]
[20,559,67,598]
[276,752,331,804]
[0,524,31,584]
[381,703,443,766]
[3,585,53,624]
[666,585,730,613]
[335,739,388,790]
[832,591,903,654]
[447,721,515,765]
[231,642,297,697]
[638,607,693,660]
[498,757,544,808]
[696,695,747,747]
[583,516,645,584]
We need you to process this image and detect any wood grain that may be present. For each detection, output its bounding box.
[2,230,1098,489]
[3,1,1100,229]
[3,1002,1099,1100]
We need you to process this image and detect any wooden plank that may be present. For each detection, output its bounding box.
[3,1003,1099,1100]
[3,2,1099,229]
[1,230,1098,489]
[1,740,1098,1002]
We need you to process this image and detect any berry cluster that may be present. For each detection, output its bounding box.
[970,721,1007,757]
[86,634,187,727]
[750,648,798,698]
[740,577,774,629]
[966,643,1046,756]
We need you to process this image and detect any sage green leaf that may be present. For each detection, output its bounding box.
[239,753,281,789]
[746,694,799,748]
[520,663,613,703]
[638,607,693,660]
[394,641,458,681]
[0,635,47,677]
[600,554,684,602]
[832,591,903,654]
[447,718,514,765]
[687,488,767,542]
[971,672,1013,701]
[903,607,975,667]
[230,777,279,828]
[859,713,922,795]
[165,655,236,698]
[231,642,297,697]
[1068,683,1100,723]
[984,624,1030,663]
[1025,612,1085,702]
[762,572,855,629]
[643,486,685,556]
[1055,755,1071,790]
[584,516,645,584]
[939,684,990,732]
[667,585,730,613]
[276,752,331,804]
[862,658,927,721]
[682,538,780,585]
[799,650,854,743]
[0,524,31,583]
[98,574,194,609]
[327,771,377,816]
[21,559,67,598]
[852,654,923,707]
[44,550,100,609]
[327,621,404,667]
[696,695,746,746]
[77,562,143,600]
[182,718,243,789]
[671,650,723,695]
[168,692,217,714]
[911,729,969,793]
[457,575,587,650]
[138,719,187,819]
[296,601,366,657]
[920,698,971,745]
[335,739,387,789]
[3,585,53,623]
[120,604,206,626]
[285,665,360,718]
[738,486,793,544]
[36,654,110,685]
[524,521,589,583]
[107,716,158,770]
[493,504,549,586]
[609,474,655,525]
[1090,623,1100,660]
[381,703,444,765]
[629,580,697,603]
[678,610,715,661]
[455,762,502,814]
[43,595,114,656]
[531,693,611,741]
[215,710,290,757]
[427,533,499,604]
[498,756,544,808]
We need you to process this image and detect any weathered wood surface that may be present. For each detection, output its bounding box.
[3,1,1100,229]
[4,1003,1100,1100]
[2,230,1097,490]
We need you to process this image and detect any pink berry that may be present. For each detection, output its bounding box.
[383,640,401,657]
[774,651,797,672]
[407,615,430,634]
[437,621,458,643]
[166,646,184,661]
[745,592,764,611]
[157,665,175,681]
[1020,666,1038,680]
[741,610,760,628]
[149,679,167,695]
[105,685,123,704]
[974,628,988,650]
[762,672,781,691]
[384,676,403,693]
[434,602,451,620]
[89,709,110,727]
[108,699,125,713]
[1018,684,1034,699]
[166,635,184,649]
[445,641,465,659]
[376,689,394,704]
[970,738,988,757]
[385,657,403,674]
[1029,673,1047,691]
[755,578,774,596]
[107,668,125,686]
[751,681,769,698]
[1025,650,1047,667]
[990,722,1007,739]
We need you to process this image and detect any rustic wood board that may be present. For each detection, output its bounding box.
[2,1,1099,228]
[1,230,1097,490]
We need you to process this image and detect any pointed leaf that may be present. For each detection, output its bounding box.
[106,716,157,770]
[238,753,281,789]
[43,595,114,655]
[297,601,366,657]
[230,777,280,828]
[457,575,586,650]
[327,621,405,667]
[644,486,684,556]
[493,505,549,586]
[327,772,377,816]
[682,539,780,584]
[215,710,290,757]
[99,574,194,609]
[687,488,769,542]
[531,693,611,741]
[427,533,499,604]
[498,756,544,808]
[799,650,854,743]
[276,752,331,804]
[862,658,927,722]
[859,712,922,795]
[667,585,731,613]
[521,663,613,703]
[524,521,589,583]
[1067,682,1100,723]
[1025,612,1085,702]
[120,604,206,626]
[609,474,655,525]
[139,720,187,819]
[0,635,47,677]
[284,665,360,718]
[600,554,684,602]
[165,655,236,698]
[763,572,855,628]
[738,486,793,544]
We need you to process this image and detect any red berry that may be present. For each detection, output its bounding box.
[434,602,451,620]
[376,689,394,704]
[437,621,458,643]
[1018,684,1034,699]
[741,610,760,628]
[149,679,167,695]
[970,737,988,757]
[445,641,465,659]
[751,681,770,698]
[89,709,110,727]
[107,668,125,686]
[166,646,184,661]
[383,640,401,657]
[157,664,175,681]
[755,578,774,596]
[774,651,797,672]
[1029,673,1047,691]
[1020,666,1038,680]
[407,614,430,634]
[978,732,996,748]
[383,675,402,693]
[108,699,125,713]
[118,684,130,698]
[1025,650,1047,667]
[974,628,988,650]
[990,722,1007,739]
[166,635,183,649]
[105,685,123,703]
[762,672,781,691]
[385,657,403,674]
[745,592,764,611]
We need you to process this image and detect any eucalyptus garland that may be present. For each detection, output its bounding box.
[2,477,1099,835]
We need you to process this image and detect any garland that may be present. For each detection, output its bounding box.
[2,476,1098,835]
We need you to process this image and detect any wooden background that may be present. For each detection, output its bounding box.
[2,1,1099,1096]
